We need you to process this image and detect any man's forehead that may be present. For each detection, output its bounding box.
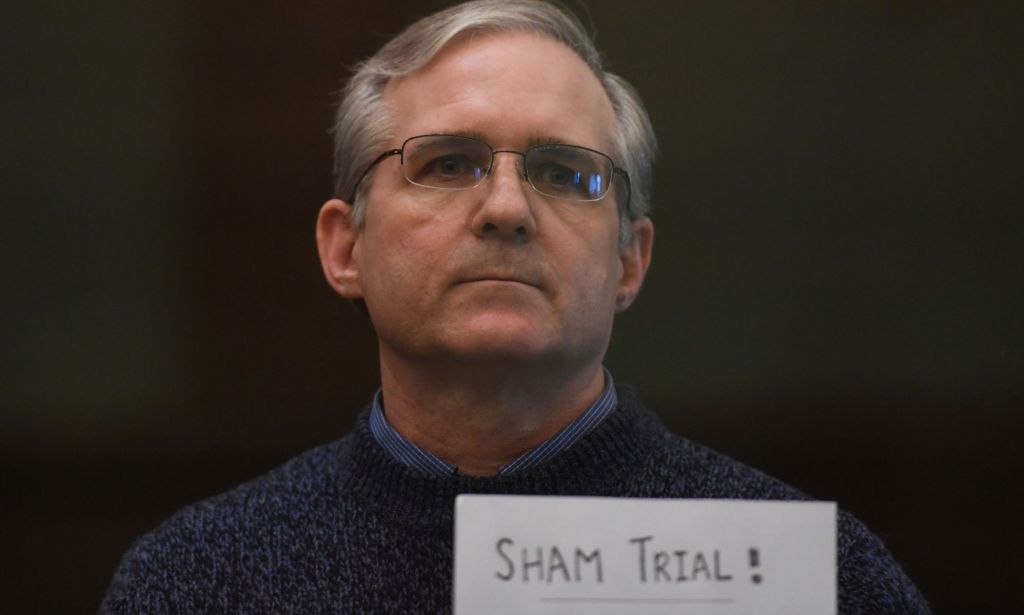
[381,31,617,151]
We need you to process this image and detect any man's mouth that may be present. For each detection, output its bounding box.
[463,276,533,286]
[458,273,541,288]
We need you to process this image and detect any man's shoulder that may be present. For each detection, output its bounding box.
[186,434,353,520]
[616,390,930,613]
[650,429,811,501]
[612,387,809,502]
[101,435,355,613]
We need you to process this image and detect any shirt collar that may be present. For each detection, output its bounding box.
[368,369,618,477]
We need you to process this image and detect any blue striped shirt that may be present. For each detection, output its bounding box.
[368,369,618,476]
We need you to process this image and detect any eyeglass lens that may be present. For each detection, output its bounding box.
[401,135,613,201]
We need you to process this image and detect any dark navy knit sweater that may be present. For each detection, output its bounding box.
[102,387,929,613]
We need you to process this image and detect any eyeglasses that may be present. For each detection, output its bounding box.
[348,134,630,206]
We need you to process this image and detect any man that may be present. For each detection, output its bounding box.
[103,1,929,612]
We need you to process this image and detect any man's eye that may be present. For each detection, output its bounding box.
[545,165,576,186]
[408,150,485,188]
[537,164,594,197]
[537,163,581,187]
[531,160,606,200]
[429,155,467,177]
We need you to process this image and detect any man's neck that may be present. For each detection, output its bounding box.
[377,352,606,477]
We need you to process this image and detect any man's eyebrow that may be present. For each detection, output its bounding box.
[528,134,571,147]
[444,129,490,142]
[407,133,471,152]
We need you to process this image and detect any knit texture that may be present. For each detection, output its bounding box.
[102,387,929,613]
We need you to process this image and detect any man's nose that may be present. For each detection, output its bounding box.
[470,153,537,239]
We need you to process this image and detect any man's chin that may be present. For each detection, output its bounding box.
[450,332,552,362]
[433,318,559,363]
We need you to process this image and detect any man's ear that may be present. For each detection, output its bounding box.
[615,217,654,313]
[316,198,364,300]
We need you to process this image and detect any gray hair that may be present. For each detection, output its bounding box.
[331,0,656,243]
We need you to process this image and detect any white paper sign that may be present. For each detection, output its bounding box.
[453,496,836,615]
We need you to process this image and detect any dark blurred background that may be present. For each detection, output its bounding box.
[3,0,1021,611]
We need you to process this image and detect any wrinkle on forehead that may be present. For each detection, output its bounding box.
[405,128,577,148]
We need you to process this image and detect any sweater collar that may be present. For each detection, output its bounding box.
[368,368,618,477]
[337,385,660,527]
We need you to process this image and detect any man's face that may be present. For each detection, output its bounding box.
[324,32,651,372]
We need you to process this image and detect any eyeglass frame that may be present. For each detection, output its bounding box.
[345,133,631,208]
